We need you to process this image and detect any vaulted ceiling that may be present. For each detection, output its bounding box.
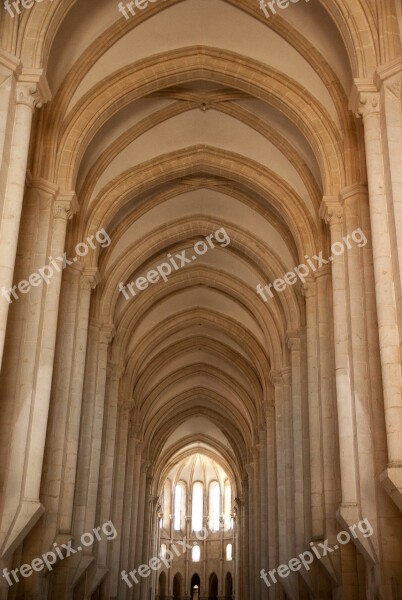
[2,0,399,487]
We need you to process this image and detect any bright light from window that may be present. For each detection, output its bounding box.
[174,484,182,531]
[224,481,232,530]
[160,543,167,558]
[192,545,201,562]
[210,482,221,531]
[226,543,233,561]
[192,482,203,531]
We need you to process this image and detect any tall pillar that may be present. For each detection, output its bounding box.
[264,403,278,599]
[59,269,99,534]
[302,279,325,540]
[89,365,123,597]
[0,70,51,372]
[350,84,402,509]
[109,402,130,599]
[0,188,77,561]
[375,61,402,330]
[258,425,269,599]
[270,373,286,565]
[69,321,114,594]
[286,332,306,556]
[319,200,359,523]
[133,462,150,600]
[246,463,255,600]
[0,50,20,211]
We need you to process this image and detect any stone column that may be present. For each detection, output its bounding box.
[85,323,115,538]
[241,474,249,598]
[109,402,130,599]
[314,267,338,535]
[270,373,286,565]
[120,425,142,600]
[0,50,20,212]
[258,425,268,599]
[0,71,50,371]
[302,278,325,540]
[245,463,255,600]
[350,84,402,508]
[281,368,295,563]
[0,189,77,561]
[133,462,150,600]
[73,322,114,538]
[264,402,278,599]
[59,269,99,534]
[93,364,123,597]
[286,332,306,556]
[375,62,402,329]
[320,198,360,532]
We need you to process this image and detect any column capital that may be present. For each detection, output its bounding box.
[110,364,124,382]
[349,81,379,118]
[16,69,51,109]
[269,370,283,387]
[263,402,275,422]
[81,268,100,291]
[302,276,316,298]
[286,331,301,352]
[99,323,115,344]
[319,196,343,226]
[281,367,292,384]
[53,191,78,221]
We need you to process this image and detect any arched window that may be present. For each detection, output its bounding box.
[209,481,221,531]
[174,482,185,531]
[226,543,233,561]
[192,545,201,562]
[224,480,232,531]
[192,482,203,531]
[160,543,167,558]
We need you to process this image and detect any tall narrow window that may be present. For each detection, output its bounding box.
[160,543,167,558]
[224,480,232,531]
[174,483,183,531]
[192,482,203,532]
[192,545,201,562]
[209,481,221,531]
[226,543,233,561]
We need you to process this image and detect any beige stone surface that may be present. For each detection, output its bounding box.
[0,1,402,598]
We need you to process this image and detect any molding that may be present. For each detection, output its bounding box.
[0,49,21,75]
[18,68,52,105]
[375,58,402,86]
[339,183,368,204]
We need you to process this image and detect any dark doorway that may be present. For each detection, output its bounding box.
[158,571,167,599]
[173,573,183,599]
[208,572,218,599]
[191,573,201,598]
[225,572,233,598]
